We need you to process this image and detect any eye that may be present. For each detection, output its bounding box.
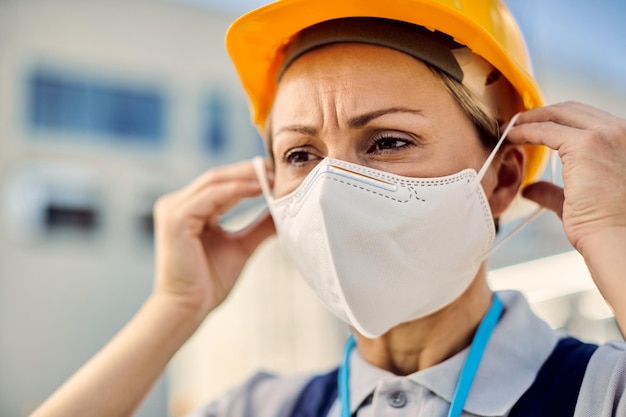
[368,133,415,154]
[283,148,320,166]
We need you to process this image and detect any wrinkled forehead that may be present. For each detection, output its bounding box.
[272,42,451,127]
[274,17,518,125]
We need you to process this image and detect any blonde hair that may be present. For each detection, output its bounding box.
[430,67,501,150]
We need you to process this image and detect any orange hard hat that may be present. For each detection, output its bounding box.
[226,0,548,186]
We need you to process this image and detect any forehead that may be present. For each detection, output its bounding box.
[270,43,453,128]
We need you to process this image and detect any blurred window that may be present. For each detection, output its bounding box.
[202,91,229,154]
[28,69,165,143]
[45,204,99,232]
[139,212,155,242]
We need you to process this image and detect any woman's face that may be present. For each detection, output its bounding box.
[270,43,494,198]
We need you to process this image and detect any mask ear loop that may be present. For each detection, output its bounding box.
[252,156,274,203]
[480,116,558,259]
[474,112,521,186]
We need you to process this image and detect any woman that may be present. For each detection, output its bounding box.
[31,1,626,416]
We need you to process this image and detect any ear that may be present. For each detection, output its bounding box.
[487,143,525,218]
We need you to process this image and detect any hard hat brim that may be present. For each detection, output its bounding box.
[226,0,548,187]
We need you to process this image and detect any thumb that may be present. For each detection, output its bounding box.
[522,181,565,219]
[234,210,276,256]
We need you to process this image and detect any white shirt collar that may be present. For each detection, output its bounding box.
[348,291,558,415]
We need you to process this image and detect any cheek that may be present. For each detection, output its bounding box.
[428,143,489,178]
[479,166,499,197]
[272,168,302,198]
[272,178,290,199]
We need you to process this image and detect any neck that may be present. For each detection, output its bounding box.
[354,266,493,375]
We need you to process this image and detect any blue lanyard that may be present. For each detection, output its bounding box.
[338,294,503,417]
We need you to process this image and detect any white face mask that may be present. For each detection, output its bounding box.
[254,115,525,338]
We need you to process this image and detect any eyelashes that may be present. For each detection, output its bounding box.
[279,130,421,166]
[368,134,414,153]
[283,148,320,165]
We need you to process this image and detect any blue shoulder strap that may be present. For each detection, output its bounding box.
[288,336,598,417]
[508,336,598,417]
[288,368,339,417]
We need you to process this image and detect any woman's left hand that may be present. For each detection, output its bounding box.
[508,101,626,328]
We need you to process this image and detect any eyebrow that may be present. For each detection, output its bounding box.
[275,107,422,136]
[348,107,422,128]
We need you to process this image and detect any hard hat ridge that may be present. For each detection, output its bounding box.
[278,17,465,83]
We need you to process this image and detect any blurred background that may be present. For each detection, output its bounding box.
[0,0,624,416]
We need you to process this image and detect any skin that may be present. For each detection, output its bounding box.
[270,44,523,374]
[30,44,626,417]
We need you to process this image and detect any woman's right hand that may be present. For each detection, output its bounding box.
[31,160,275,417]
[152,159,275,323]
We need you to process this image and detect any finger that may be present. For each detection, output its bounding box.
[516,102,616,128]
[191,180,262,224]
[507,121,571,151]
[232,210,276,256]
[166,179,264,232]
[522,181,565,218]
[182,159,263,198]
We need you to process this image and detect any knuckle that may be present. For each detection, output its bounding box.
[582,130,605,148]
[203,170,219,184]
[158,207,190,237]
[224,181,241,194]
[542,104,562,121]
[610,122,626,142]
[153,195,172,219]
[554,101,582,111]
[166,209,187,230]
[153,193,183,229]
[586,129,603,141]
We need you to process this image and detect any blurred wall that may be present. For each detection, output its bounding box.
[0,0,265,415]
[1,0,624,416]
